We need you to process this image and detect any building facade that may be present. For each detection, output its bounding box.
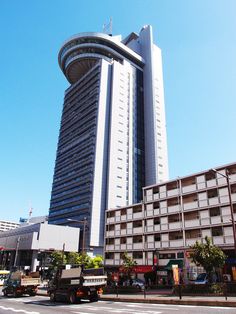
[0,220,19,233]
[0,222,80,271]
[48,25,168,254]
[104,162,236,279]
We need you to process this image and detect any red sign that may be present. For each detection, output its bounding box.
[133,266,153,273]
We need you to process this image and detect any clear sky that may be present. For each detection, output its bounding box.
[0,0,235,222]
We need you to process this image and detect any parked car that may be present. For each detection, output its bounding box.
[124,279,145,290]
[194,273,208,284]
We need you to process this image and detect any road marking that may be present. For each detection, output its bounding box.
[209,307,233,310]
[0,305,39,314]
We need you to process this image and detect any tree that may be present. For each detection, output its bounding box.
[87,255,103,269]
[121,252,137,280]
[190,236,226,282]
[66,252,81,266]
[50,251,67,269]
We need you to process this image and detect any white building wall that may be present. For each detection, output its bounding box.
[107,61,136,209]
[139,25,169,185]
[90,60,112,247]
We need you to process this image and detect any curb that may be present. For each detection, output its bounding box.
[100,296,236,308]
[36,291,236,308]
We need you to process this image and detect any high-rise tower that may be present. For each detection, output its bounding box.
[48,25,169,254]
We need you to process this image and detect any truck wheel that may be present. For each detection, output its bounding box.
[50,292,56,302]
[68,291,76,304]
[3,290,8,297]
[89,293,98,302]
[29,292,36,296]
[13,291,20,298]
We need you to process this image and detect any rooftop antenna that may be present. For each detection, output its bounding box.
[103,17,112,35]
[28,201,33,223]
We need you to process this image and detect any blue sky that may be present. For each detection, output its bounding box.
[0,0,235,221]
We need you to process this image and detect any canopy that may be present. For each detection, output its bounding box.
[165,259,183,270]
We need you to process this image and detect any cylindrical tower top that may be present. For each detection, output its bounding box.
[58,32,144,84]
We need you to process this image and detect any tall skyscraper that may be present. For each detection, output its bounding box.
[48,25,169,254]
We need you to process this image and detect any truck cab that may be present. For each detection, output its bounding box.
[47,266,107,303]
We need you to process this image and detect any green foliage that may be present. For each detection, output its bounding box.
[121,252,137,278]
[190,236,226,280]
[87,255,103,269]
[66,252,81,265]
[49,251,103,270]
[50,251,67,268]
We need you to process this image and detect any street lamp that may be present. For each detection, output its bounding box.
[211,168,236,257]
[67,218,88,254]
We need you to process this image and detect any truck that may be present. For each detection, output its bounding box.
[2,270,41,297]
[47,266,107,303]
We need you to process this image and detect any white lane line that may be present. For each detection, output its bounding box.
[126,304,178,311]
[0,305,39,314]
[209,307,234,310]
[71,312,93,314]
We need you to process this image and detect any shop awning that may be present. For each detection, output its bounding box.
[165,259,183,270]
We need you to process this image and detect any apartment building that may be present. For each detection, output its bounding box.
[0,220,19,233]
[104,162,236,276]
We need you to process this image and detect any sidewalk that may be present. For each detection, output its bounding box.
[37,287,236,307]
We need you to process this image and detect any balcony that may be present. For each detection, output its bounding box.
[133,227,143,234]
[161,224,168,231]
[210,216,222,224]
[167,188,179,197]
[155,241,161,248]
[105,259,114,265]
[121,215,127,221]
[115,216,121,222]
[147,242,154,249]
[186,238,201,246]
[106,230,115,236]
[183,201,198,211]
[184,219,200,228]
[161,241,169,248]
[213,236,224,245]
[153,193,159,200]
[105,244,114,250]
[168,204,180,214]
[208,197,219,206]
[154,224,161,231]
[200,218,210,225]
[133,243,143,249]
[206,179,217,188]
[107,217,115,223]
[169,239,184,247]
[225,235,234,244]
[115,230,121,236]
[134,259,143,265]
[182,184,197,194]
[133,212,143,219]
[169,221,181,230]
[120,229,126,235]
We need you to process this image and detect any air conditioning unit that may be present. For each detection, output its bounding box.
[223,274,231,282]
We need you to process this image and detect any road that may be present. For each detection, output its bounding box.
[0,295,235,314]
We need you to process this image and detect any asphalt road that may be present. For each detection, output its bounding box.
[0,294,235,314]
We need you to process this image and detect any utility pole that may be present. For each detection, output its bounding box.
[14,237,20,268]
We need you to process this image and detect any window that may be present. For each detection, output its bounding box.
[212,226,223,237]
[177,252,184,258]
[159,253,175,259]
[209,207,220,217]
[154,234,161,242]
[133,251,143,259]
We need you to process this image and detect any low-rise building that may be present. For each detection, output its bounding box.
[0,222,80,271]
[104,162,236,280]
[0,220,19,232]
